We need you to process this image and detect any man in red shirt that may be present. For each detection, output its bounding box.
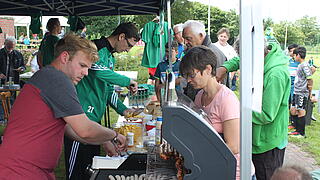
[0,34,127,179]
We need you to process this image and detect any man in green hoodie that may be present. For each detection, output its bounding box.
[64,22,141,180]
[216,42,291,180]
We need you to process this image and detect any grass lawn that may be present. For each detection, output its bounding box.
[289,105,320,165]
[288,52,320,165]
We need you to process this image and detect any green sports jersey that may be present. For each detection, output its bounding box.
[141,21,171,68]
[76,47,131,123]
[39,35,59,66]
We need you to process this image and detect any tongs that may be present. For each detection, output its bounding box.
[111,139,129,157]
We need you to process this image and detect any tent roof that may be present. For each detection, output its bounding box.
[0,0,166,16]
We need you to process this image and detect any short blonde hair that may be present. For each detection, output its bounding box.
[54,33,98,63]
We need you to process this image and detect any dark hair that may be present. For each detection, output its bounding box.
[180,46,217,77]
[111,22,140,42]
[293,46,307,59]
[165,40,179,51]
[46,18,60,32]
[288,44,298,51]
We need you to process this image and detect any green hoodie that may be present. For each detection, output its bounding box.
[223,43,290,154]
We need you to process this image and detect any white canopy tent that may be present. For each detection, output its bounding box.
[0,16,69,39]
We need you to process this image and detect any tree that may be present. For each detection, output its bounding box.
[263,17,274,30]
[273,21,304,48]
[123,0,195,29]
[171,0,196,24]
[190,3,239,44]
[81,16,119,39]
[295,16,320,45]
[79,0,240,45]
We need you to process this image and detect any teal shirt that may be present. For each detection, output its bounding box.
[76,47,131,122]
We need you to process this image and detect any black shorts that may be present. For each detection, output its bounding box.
[292,94,308,110]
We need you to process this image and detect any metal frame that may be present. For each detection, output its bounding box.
[0,0,161,16]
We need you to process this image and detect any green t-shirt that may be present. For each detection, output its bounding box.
[39,35,59,66]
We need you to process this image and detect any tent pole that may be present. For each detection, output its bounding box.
[167,0,172,72]
[27,24,30,39]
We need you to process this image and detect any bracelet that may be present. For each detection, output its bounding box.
[112,131,118,143]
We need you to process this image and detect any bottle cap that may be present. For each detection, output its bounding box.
[156,116,163,121]
[127,132,134,136]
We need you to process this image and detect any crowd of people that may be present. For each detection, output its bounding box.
[18,32,38,45]
[0,17,318,180]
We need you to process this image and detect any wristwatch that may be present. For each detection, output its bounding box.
[112,131,118,143]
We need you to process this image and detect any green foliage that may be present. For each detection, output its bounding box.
[122,15,154,29]
[171,0,196,24]
[263,18,274,30]
[194,3,239,43]
[81,16,120,39]
[266,15,320,47]
[273,21,305,47]
[113,46,149,84]
[295,16,320,45]
[80,0,240,45]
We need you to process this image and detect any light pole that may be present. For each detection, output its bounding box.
[208,0,211,36]
[284,23,288,49]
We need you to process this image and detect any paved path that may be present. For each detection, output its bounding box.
[284,142,320,171]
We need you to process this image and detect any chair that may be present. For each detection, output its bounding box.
[0,91,12,121]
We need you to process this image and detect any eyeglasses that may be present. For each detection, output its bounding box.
[186,70,200,79]
[125,37,135,48]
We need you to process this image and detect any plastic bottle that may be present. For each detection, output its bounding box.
[127,132,134,147]
[155,116,163,145]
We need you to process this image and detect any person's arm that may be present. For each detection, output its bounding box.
[216,56,240,82]
[37,50,43,68]
[107,89,128,116]
[223,56,240,72]
[155,79,162,102]
[218,89,240,155]
[64,113,127,150]
[154,65,162,102]
[223,119,240,154]
[307,78,313,99]
[94,68,135,89]
[175,77,182,85]
[26,55,33,66]
[216,67,228,83]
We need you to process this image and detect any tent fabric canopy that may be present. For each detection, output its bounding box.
[0,0,165,16]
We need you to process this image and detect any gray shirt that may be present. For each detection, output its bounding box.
[294,62,312,97]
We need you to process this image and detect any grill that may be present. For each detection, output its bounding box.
[89,93,236,180]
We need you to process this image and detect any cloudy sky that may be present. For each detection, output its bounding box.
[189,0,320,23]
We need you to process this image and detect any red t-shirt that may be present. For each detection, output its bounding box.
[0,66,83,179]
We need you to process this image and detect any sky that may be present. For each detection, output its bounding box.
[189,0,320,23]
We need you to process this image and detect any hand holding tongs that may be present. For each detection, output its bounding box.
[111,138,129,157]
